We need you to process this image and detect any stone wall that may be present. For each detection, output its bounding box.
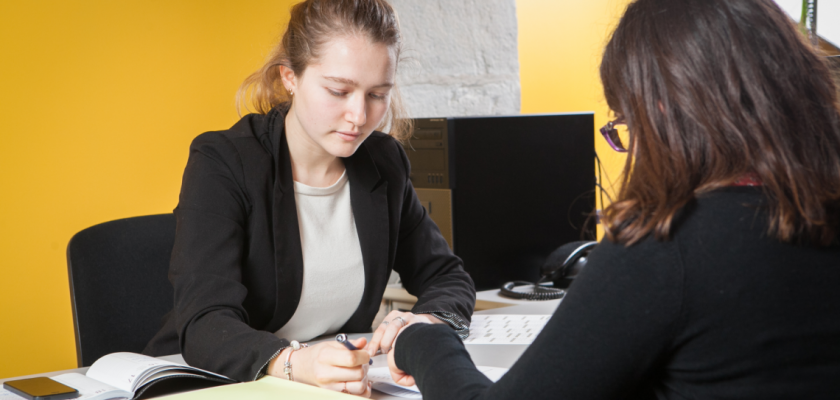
[390,0,521,118]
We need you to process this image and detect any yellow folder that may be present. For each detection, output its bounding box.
[160,376,358,399]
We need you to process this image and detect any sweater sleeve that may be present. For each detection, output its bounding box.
[395,237,685,400]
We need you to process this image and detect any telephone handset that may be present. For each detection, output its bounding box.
[499,241,598,301]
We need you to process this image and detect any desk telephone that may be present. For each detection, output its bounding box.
[500,241,598,301]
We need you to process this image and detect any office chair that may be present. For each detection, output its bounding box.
[66,214,176,367]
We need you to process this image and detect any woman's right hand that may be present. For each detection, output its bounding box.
[268,338,372,397]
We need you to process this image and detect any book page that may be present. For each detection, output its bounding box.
[463,315,550,344]
[136,368,228,391]
[51,373,132,400]
[86,352,183,392]
[367,366,508,398]
[86,352,234,394]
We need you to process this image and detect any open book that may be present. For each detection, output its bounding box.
[0,353,234,400]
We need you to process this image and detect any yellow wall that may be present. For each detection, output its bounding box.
[517,0,631,221]
[0,1,297,378]
[0,0,630,379]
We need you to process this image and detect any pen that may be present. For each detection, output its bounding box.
[335,333,377,365]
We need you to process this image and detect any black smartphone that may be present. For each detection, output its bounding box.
[3,377,79,400]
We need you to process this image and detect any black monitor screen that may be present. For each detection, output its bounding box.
[449,114,596,291]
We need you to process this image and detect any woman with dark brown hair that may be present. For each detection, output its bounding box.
[386,0,840,398]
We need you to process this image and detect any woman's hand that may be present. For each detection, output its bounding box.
[367,311,441,357]
[268,337,372,397]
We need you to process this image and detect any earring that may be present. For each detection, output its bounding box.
[289,89,294,96]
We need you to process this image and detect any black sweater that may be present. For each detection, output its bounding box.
[396,187,840,399]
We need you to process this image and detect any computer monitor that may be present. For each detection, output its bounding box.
[404,114,596,291]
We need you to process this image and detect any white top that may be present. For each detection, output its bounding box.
[274,170,366,341]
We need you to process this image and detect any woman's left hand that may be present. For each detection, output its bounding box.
[366,311,440,357]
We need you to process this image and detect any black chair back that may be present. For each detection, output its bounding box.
[66,214,176,367]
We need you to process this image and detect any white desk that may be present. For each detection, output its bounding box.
[1,289,561,399]
[382,284,553,313]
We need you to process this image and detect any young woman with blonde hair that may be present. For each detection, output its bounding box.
[143,0,475,396]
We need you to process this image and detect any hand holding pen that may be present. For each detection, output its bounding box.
[268,336,372,396]
[336,334,381,364]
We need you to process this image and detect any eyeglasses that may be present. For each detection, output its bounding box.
[599,117,628,153]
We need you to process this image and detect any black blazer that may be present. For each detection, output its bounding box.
[143,105,475,382]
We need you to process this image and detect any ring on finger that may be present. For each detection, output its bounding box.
[382,320,389,326]
[392,316,406,327]
[341,382,349,394]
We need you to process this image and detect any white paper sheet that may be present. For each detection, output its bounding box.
[463,315,551,344]
[368,366,508,398]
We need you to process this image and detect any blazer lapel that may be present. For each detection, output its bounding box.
[268,108,305,329]
[343,142,390,327]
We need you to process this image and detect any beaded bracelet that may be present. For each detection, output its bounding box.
[283,340,309,381]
